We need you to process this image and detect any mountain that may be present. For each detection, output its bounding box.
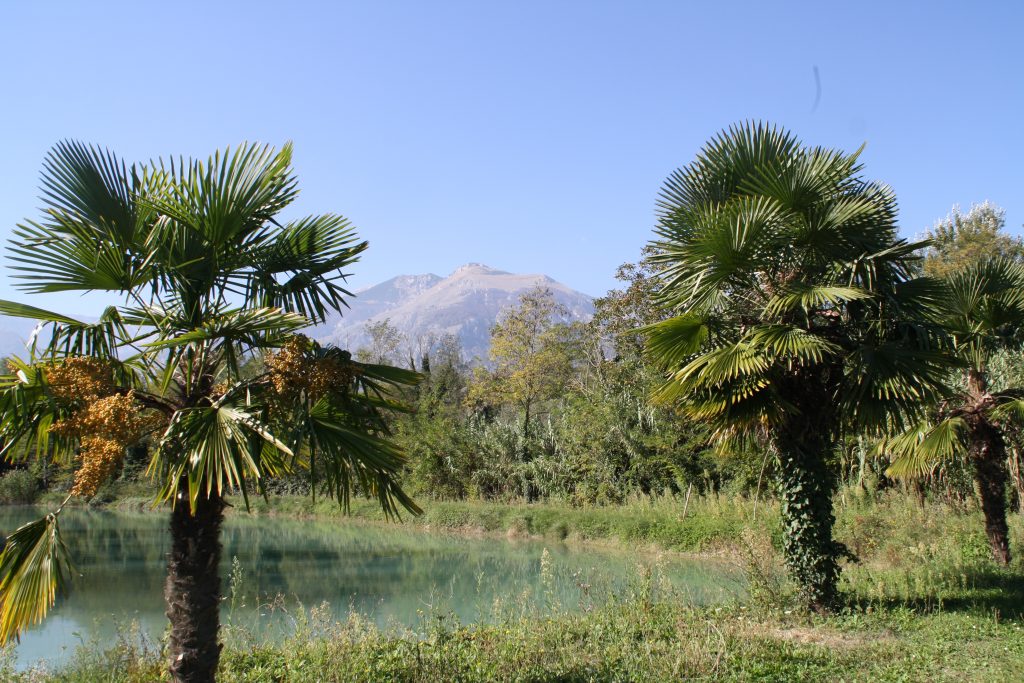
[312,264,594,361]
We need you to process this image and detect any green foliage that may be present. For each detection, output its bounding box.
[0,470,39,505]
[468,288,583,441]
[885,256,1024,564]
[355,318,404,365]
[0,513,71,643]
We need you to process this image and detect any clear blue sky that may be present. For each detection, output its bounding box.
[1,1,1021,315]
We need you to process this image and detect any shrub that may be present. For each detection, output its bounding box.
[0,469,39,504]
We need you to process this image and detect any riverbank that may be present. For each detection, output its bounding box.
[45,482,1022,561]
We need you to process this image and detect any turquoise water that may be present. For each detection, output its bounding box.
[0,506,739,670]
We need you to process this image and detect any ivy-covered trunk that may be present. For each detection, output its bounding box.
[165,479,225,683]
[775,417,843,613]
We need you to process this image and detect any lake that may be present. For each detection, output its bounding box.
[0,506,739,670]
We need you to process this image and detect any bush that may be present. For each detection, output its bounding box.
[0,469,39,504]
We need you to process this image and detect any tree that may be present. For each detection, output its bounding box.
[642,123,948,611]
[922,202,1024,278]
[0,142,419,682]
[356,318,403,365]
[591,246,665,360]
[468,288,582,445]
[887,258,1024,565]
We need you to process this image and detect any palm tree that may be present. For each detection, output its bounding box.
[0,142,419,682]
[887,258,1024,565]
[642,123,948,611]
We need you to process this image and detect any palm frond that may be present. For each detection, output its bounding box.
[743,324,840,364]
[145,307,308,350]
[764,283,872,317]
[242,215,367,324]
[155,399,292,511]
[7,141,155,294]
[843,343,951,431]
[301,397,421,518]
[884,417,969,478]
[0,513,73,644]
[639,314,709,369]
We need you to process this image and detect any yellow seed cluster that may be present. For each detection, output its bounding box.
[266,336,357,401]
[46,357,114,400]
[70,436,125,497]
[46,358,158,499]
[52,391,154,498]
[51,392,145,444]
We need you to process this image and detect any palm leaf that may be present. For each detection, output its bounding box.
[639,314,709,368]
[885,417,968,478]
[0,513,73,644]
[144,307,308,350]
[764,283,872,316]
[743,324,840,364]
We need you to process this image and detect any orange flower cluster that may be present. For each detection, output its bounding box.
[266,336,357,401]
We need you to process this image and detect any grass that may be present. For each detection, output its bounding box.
[9,586,1024,682]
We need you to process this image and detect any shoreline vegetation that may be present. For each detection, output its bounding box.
[7,489,1024,681]
[38,482,1021,560]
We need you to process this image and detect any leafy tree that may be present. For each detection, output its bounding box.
[887,258,1024,565]
[468,288,583,445]
[922,202,1024,278]
[642,123,948,611]
[356,318,403,365]
[569,256,716,501]
[0,142,418,682]
[591,246,665,359]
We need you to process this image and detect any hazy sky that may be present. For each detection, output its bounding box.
[1,1,1021,314]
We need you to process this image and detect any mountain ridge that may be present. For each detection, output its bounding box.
[312,263,594,360]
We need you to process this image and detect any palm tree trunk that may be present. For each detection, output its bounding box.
[165,479,224,683]
[966,370,1011,566]
[776,423,842,613]
[972,423,1011,565]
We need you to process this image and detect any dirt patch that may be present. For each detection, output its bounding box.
[770,626,893,649]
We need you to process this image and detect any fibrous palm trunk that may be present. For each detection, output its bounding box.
[165,479,225,683]
[967,370,1011,566]
[971,421,1011,565]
